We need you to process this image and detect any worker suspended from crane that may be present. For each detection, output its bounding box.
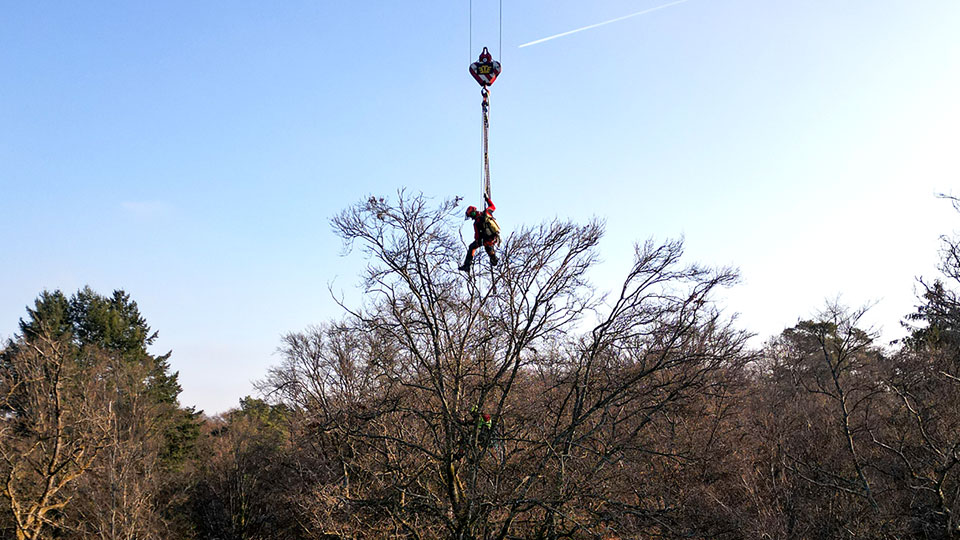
[459,194,499,272]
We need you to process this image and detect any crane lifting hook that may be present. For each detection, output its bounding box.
[469,47,501,87]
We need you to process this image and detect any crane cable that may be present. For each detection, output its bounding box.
[470,0,503,66]
[481,87,491,201]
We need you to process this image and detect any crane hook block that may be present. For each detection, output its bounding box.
[469,47,501,87]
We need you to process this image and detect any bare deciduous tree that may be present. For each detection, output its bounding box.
[0,327,113,540]
[69,359,172,540]
[261,192,749,539]
[753,304,906,538]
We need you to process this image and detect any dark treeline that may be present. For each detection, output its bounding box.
[2,193,959,539]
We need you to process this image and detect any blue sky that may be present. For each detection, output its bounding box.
[2,1,958,414]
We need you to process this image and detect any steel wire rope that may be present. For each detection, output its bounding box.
[480,90,485,202]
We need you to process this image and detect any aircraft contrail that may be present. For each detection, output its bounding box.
[518,0,692,48]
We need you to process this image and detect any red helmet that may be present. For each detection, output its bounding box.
[465,206,478,219]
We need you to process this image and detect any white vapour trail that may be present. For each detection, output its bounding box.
[518,0,691,48]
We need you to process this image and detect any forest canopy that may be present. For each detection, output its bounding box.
[2,193,959,539]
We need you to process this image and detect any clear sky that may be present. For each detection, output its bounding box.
[2,1,958,414]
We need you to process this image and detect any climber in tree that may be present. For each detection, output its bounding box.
[459,405,494,452]
[459,194,500,272]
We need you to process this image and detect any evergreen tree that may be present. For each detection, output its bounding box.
[906,196,960,356]
[13,286,200,466]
